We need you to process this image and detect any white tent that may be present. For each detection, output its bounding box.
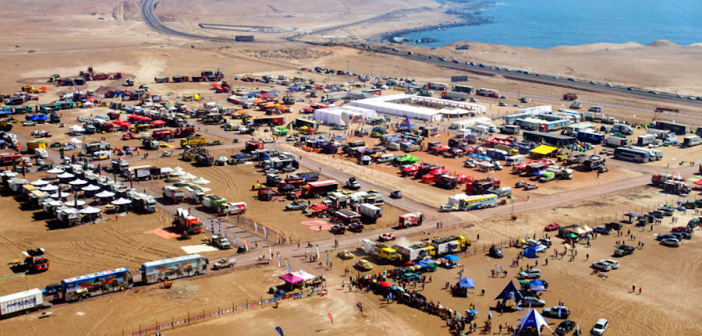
[170,167,185,176]
[160,167,174,174]
[40,184,59,191]
[81,185,101,191]
[192,177,210,185]
[313,108,346,126]
[30,179,49,186]
[69,179,88,185]
[450,117,492,129]
[70,137,83,144]
[65,200,86,207]
[57,172,75,179]
[112,198,132,205]
[46,168,64,174]
[79,206,102,214]
[180,172,197,180]
[291,270,315,281]
[95,191,116,198]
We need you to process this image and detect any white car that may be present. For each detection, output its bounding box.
[520,296,546,307]
[599,259,619,270]
[591,318,609,335]
[591,261,612,272]
[660,238,680,247]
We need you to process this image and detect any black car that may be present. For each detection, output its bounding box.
[679,232,692,240]
[593,226,612,235]
[390,190,403,199]
[489,246,503,258]
[555,320,576,335]
[656,234,676,241]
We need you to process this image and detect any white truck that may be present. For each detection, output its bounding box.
[219,202,247,216]
[184,186,205,202]
[1,288,46,317]
[162,186,184,203]
[358,204,382,223]
[611,123,634,135]
[605,136,629,148]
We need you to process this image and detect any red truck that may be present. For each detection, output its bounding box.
[563,93,578,100]
[398,212,424,229]
[152,129,174,140]
[477,88,500,98]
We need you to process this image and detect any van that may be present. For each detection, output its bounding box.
[34,148,48,159]
[589,106,603,112]
[505,155,525,166]
[376,154,396,163]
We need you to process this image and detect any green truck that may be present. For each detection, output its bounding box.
[201,194,227,211]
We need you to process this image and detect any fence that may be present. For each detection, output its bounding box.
[131,286,326,336]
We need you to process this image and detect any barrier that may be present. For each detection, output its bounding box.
[131,287,324,336]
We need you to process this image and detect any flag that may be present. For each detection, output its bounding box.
[316,246,320,259]
[326,253,329,266]
[269,246,272,260]
[264,226,268,239]
[277,254,281,268]
[231,235,237,246]
[276,230,280,243]
[488,308,492,320]
[255,222,258,233]
[275,326,284,336]
[327,313,333,324]
[243,239,248,251]
[218,219,221,234]
[286,259,290,272]
[210,219,215,234]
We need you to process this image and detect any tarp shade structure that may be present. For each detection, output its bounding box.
[291,270,315,281]
[528,280,546,292]
[694,179,702,186]
[310,204,329,211]
[524,246,537,259]
[231,153,251,160]
[313,106,377,126]
[399,117,418,130]
[517,309,552,335]
[459,277,475,288]
[444,255,461,261]
[402,166,419,173]
[530,145,558,155]
[396,155,420,163]
[279,273,304,284]
[417,259,436,268]
[494,280,524,305]
[624,212,640,218]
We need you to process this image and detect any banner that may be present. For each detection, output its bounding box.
[255,222,258,233]
[286,259,290,272]
[218,219,221,234]
[327,313,333,324]
[316,246,320,259]
[264,226,268,239]
[276,326,284,336]
[277,254,281,268]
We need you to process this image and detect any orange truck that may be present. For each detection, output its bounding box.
[8,248,49,273]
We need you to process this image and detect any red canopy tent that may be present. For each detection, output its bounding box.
[402,166,419,173]
[693,179,702,186]
[150,120,166,126]
[430,168,448,175]
[421,174,435,184]
[456,173,471,183]
[310,204,329,211]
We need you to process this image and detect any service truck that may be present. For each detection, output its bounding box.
[637,134,656,146]
[393,243,435,262]
[201,194,227,212]
[683,135,701,147]
[441,91,470,101]
[162,186,184,203]
[398,212,423,229]
[219,202,247,216]
[180,137,207,148]
[184,185,206,202]
[605,136,629,147]
[358,203,382,223]
[611,123,634,135]
[173,208,203,235]
[431,236,471,255]
[0,289,46,318]
[357,239,398,263]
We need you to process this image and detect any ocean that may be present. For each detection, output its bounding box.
[404,0,702,49]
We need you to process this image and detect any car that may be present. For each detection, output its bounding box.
[285,201,308,211]
[330,225,346,234]
[523,183,538,190]
[390,190,403,199]
[22,159,33,167]
[469,62,476,66]
[567,78,576,82]
[498,102,507,106]
[614,245,635,256]
[518,269,541,279]
[627,87,634,91]
[606,83,613,87]
[689,96,697,100]
[591,261,612,272]
[590,81,597,85]
[489,246,503,258]
[678,232,692,240]
[50,141,63,148]
[523,71,530,75]
[348,222,364,232]
[515,181,528,188]
[552,76,559,79]
[648,90,660,95]
[544,223,561,231]
[676,94,684,98]
[464,159,477,168]
[656,234,676,241]
[599,259,619,269]
[337,250,354,260]
[22,121,35,127]
[555,320,576,335]
[378,233,396,242]
[671,226,691,233]
[538,238,552,247]
[591,318,609,335]
[513,104,522,108]
[212,257,236,270]
[282,166,297,173]
[543,306,570,318]
[605,222,622,230]
[660,238,680,247]
[520,296,546,307]
[356,259,373,270]
[593,226,612,235]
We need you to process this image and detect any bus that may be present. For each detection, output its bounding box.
[651,120,689,135]
[61,268,133,302]
[459,194,498,211]
[139,254,209,284]
[452,85,474,94]
[614,147,651,163]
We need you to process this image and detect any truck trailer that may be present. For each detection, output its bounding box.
[0,289,46,317]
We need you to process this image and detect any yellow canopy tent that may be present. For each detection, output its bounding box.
[530,145,558,155]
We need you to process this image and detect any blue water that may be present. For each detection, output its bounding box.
[405,0,702,49]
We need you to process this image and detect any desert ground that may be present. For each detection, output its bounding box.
[1,0,702,336]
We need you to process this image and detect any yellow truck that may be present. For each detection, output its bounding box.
[180,137,207,148]
[27,141,47,153]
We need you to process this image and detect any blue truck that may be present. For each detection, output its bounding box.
[577,131,606,144]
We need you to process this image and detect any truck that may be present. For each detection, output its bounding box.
[576,130,605,144]
[398,212,423,229]
[345,177,361,190]
[683,135,701,147]
[162,186,184,203]
[614,147,653,163]
[138,254,208,284]
[651,173,685,186]
[651,120,689,135]
[358,204,382,223]
[605,136,629,147]
[582,156,607,172]
[441,91,470,101]
[201,194,227,211]
[61,268,134,302]
[210,235,232,249]
[130,192,157,213]
[476,88,499,98]
[8,248,49,273]
[302,180,339,198]
[393,243,435,262]
[219,202,247,216]
[417,89,434,97]
[636,134,656,146]
[180,137,207,148]
[0,289,47,317]
[172,208,203,236]
[611,123,634,135]
[426,82,449,90]
[563,93,578,100]
[431,236,471,255]
[357,239,398,263]
[244,116,285,127]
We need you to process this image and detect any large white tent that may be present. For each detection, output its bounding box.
[351,94,486,122]
[313,106,378,126]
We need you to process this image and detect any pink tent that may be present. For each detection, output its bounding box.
[279,273,304,284]
[150,120,166,126]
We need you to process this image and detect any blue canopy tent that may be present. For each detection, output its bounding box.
[517,309,552,335]
[524,246,537,259]
[494,280,524,306]
[333,135,347,141]
[459,277,475,288]
[398,117,418,131]
[624,212,639,223]
[444,255,461,262]
[528,280,546,292]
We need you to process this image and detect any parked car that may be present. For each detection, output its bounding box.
[591,318,609,335]
[330,225,346,234]
[543,306,570,318]
[555,320,576,335]
[671,226,692,233]
[489,246,503,258]
[390,190,403,199]
[285,201,308,211]
[591,261,612,272]
[337,250,354,260]
[600,259,620,270]
[538,238,552,247]
[656,234,676,241]
[593,226,612,235]
[515,181,527,188]
[613,245,635,256]
[378,233,396,242]
[518,269,542,279]
[356,259,373,271]
[605,222,622,230]
[544,223,561,231]
[660,238,680,247]
[520,296,546,307]
[523,183,538,190]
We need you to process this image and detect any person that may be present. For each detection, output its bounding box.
[639,287,642,294]
[632,284,636,292]
[481,288,485,296]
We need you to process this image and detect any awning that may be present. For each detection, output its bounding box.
[279,273,304,284]
[310,204,329,211]
[530,145,558,155]
[444,254,461,261]
[291,270,315,281]
[459,277,475,288]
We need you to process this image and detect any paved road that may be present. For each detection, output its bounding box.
[141,0,239,42]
